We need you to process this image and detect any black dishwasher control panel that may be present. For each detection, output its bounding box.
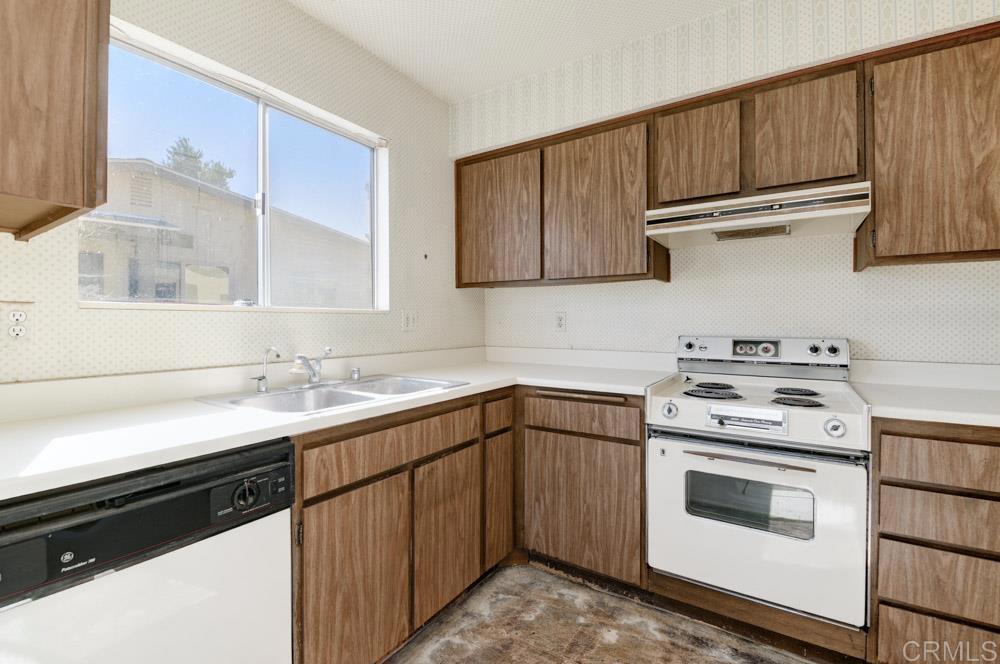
[0,439,293,609]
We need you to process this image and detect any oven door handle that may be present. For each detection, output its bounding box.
[682,450,816,473]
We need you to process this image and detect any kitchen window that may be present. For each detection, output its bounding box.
[79,34,388,311]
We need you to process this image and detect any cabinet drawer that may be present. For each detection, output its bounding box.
[878,539,1000,627]
[524,395,640,440]
[303,406,480,498]
[881,435,1000,494]
[877,605,1000,664]
[484,397,513,434]
[880,485,1000,554]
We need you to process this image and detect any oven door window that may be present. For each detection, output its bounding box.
[684,470,815,540]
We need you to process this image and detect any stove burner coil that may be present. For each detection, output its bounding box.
[771,396,824,408]
[696,382,735,390]
[684,389,742,400]
[774,387,821,397]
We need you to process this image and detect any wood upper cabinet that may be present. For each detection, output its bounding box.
[413,444,482,626]
[458,150,541,284]
[754,70,860,189]
[871,36,1000,258]
[0,0,109,240]
[543,123,648,280]
[654,100,740,204]
[524,429,642,585]
[302,472,411,664]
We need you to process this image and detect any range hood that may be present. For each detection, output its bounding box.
[645,182,870,248]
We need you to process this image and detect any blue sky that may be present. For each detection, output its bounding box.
[107,45,372,240]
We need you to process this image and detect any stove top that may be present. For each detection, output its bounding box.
[646,336,871,452]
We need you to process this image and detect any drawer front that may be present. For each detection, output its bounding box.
[524,396,641,440]
[878,539,1000,627]
[484,397,513,434]
[303,406,480,498]
[877,605,999,664]
[880,485,1000,554]
[881,435,1000,494]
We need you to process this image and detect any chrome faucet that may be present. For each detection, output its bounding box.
[292,347,333,385]
[251,346,281,393]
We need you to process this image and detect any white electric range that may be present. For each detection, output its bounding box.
[646,336,871,628]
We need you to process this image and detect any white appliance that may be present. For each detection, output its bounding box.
[0,441,294,664]
[646,336,870,627]
[645,182,871,248]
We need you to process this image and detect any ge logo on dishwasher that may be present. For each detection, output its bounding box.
[60,551,75,564]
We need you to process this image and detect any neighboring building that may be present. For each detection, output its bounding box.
[78,158,373,309]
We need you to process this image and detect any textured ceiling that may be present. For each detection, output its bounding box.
[285,0,742,102]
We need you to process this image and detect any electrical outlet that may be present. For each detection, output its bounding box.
[8,310,26,324]
[401,310,418,332]
[555,311,568,332]
[8,325,26,339]
[1,301,32,346]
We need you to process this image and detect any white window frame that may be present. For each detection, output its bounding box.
[80,17,390,313]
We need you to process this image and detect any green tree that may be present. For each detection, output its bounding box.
[163,137,236,190]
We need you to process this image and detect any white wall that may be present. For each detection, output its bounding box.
[0,0,484,384]
[456,0,1000,365]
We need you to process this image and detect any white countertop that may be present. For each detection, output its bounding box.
[853,381,1000,428]
[0,361,668,502]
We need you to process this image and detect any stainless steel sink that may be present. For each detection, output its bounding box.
[220,384,375,413]
[202,374,467,415]
[335,375,467,396]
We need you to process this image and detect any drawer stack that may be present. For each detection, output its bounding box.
[875,425,1000,663]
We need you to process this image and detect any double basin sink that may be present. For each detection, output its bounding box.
[205,375,468,415]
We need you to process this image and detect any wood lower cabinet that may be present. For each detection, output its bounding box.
[458,150,541,285]
[654,100,740,204]
[543,123,651,281]
[0,0,109,240]
[524,429,641,585]
[484,431,514,568]
[302,472,411,664]
[754,70,860,189]
[871,35,1000,260]
[413,444,483,626]
[872,418,1000,662]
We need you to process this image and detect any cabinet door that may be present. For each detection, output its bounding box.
[303,473,410,664]
[0,0,108,239]
[544,124,647,279]
[655,100,740,203]
[754,70,859,189]
[458,150,541,284]
[873,37,1000,257]
[413,444,482,626]
[484,432,514,569]
[524,429,641,585]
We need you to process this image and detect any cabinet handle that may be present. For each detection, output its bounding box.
[534,390,628,404]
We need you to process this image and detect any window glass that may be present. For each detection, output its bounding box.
[79,45,258,305]
[685,470,815,540]
[267,108,374,309]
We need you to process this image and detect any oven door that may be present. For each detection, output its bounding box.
[647,434,868,627]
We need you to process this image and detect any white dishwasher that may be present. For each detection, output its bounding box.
[0,440,294,664]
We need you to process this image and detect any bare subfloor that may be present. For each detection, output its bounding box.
[389,566,811,664]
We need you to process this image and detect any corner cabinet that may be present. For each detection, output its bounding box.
[456,123,669,287]
[857,34,1000,268]
[0,0,109,240]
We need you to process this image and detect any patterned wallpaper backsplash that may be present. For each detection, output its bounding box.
[485,235,1000,364]
[450,0,1000,155]
[0,0,484,385]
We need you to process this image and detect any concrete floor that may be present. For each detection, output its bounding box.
[390,565,811,663]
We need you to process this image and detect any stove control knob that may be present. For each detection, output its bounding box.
[232,479,260,511]
[823,418,846,438]
[683,341,695,352]
[825,344,841,357]
[807,344,821,356]
[662,402,678,419]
